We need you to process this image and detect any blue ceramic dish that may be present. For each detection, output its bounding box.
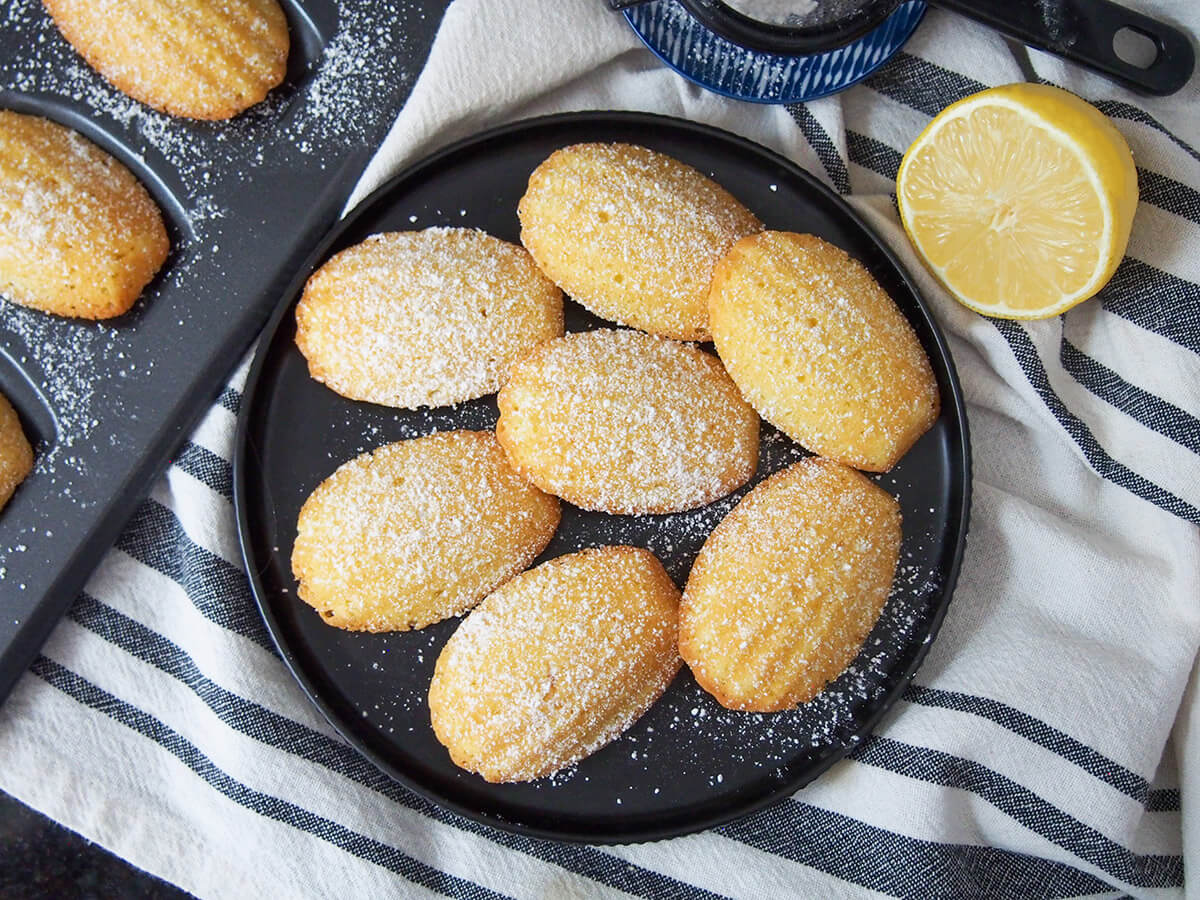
[624,0,927,103]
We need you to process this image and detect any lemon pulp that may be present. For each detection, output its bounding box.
[897,84,1138,320]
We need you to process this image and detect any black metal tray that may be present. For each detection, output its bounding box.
[0,0,450,700]
[234,111,972,842]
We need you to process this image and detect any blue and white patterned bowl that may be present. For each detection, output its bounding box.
[623,0,927,104]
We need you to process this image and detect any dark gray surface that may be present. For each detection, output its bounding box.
[0,0,451,702]
[0,790,193,900]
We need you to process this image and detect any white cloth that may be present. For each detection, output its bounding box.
[2,1,1199,897]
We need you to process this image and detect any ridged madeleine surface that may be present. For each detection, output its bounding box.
[680,458,901,712]
[497,328,759,515]
[0,111,168,319]
[292,431,560,632]
[43,0,289,119]
[709,231,939,472]
[518,142,762,341]
[429,546,681,782]
[296,229,563,409]
[0,392,33,511]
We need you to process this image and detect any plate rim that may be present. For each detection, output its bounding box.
[232,109,973,844]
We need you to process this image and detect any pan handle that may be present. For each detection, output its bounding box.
[933,0,1194,95]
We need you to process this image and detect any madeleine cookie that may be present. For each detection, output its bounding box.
[0,111,169,319]
[680,458,901,712]
[709,232,939,472]
[429,546,681,782]
[518,143,762,341]
[292,430,560,632]
[43,0,289,120]
[296,229,564,409]
[0,393,33,511]
[497,328,759,515]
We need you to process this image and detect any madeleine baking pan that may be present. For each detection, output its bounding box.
[0,0,449,702]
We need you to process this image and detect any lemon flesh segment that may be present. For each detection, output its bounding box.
[898,86,1136,320]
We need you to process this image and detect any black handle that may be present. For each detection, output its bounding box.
[607,0,654,9]
[934,0,1195,95]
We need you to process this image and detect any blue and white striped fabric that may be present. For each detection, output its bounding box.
[2,0,1198,896]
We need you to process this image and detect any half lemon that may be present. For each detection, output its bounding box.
[896,83,1138,320]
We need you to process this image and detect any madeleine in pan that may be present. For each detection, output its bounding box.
[0,110,168,319]
[43,0,290,120]
[0,391,33,512]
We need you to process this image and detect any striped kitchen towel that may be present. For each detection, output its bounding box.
[2,0,1198,897]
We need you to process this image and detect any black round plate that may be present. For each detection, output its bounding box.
[233,111,971,843]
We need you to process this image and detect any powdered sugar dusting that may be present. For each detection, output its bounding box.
[283,5,415,155]
[292,430,558,633]
[722,0,819,25]
[497,328,759,515]
[295,228,562,409]
[721,0,866,28]
[429,547,680,783]
[680,458,902,711]
[519,142,762,340]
